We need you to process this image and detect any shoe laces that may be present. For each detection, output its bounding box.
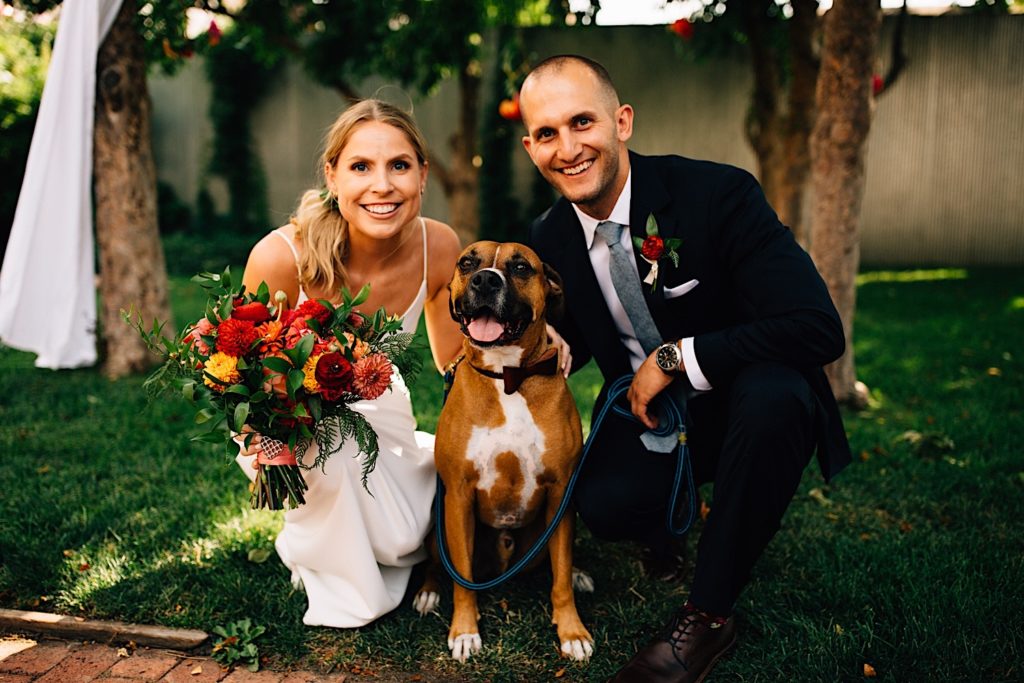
[663,603,727,649]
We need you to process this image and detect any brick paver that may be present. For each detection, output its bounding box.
[0,673,35,683]
[159,657,229,683]
[280,673,348,683]
[34,644,121,683]
[0,640,74,675]
[103,650,180,679]
[221,669,284,682]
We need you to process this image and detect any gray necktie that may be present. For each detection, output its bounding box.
[596,221,679,453]
[595,221,662,355]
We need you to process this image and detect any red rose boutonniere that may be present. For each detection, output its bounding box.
[632,213,682,291]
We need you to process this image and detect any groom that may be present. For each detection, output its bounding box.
[518,55,851,682]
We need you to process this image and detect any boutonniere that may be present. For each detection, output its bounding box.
[632,213,682,291]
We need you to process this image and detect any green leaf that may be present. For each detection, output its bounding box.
[286,369,305,400]
[256,280,269,302]
[308,394,322,422]
[233,402,250,431]
[633,236,644,250]
[350,283,371,306]
[262,356,292,373]
[645,213,659,236]
[191,431,226,444]
[283,333,314,367]
[195,408,217,424]
[181,381,196,401]
[225,384,250,397]
[249,390,269,403]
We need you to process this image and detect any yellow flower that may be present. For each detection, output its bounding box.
[302,353,322,393]
[203,352,241,391]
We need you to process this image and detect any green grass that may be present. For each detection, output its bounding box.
[1,267,1022,682]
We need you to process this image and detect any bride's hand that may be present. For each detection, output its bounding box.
[546,324,572,378]
[234,426,262,468]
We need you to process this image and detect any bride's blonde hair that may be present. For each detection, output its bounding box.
[293,99,429,296]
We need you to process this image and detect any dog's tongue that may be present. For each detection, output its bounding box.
[467,315,504,343]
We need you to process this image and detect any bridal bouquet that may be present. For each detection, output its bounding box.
[124,268,420,510]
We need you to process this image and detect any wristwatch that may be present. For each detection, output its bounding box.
[655,341,683,374]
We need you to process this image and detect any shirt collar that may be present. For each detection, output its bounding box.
[572,169,633,249]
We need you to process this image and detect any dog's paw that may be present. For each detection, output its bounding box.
[447,633,482,662]
[412,590,440,616]
[560,637,594,661]
[572,567,595,593]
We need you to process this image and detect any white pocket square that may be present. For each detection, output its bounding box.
[663,279,699,299]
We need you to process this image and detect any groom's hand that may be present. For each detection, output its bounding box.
[628,352,678,429]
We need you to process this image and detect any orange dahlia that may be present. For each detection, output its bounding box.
[353,354,392,400]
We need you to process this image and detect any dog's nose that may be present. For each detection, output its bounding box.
[469,269,503,296]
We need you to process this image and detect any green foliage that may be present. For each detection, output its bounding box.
[211,618,266,671]
[203,22,281,234]
[0,11,54,251]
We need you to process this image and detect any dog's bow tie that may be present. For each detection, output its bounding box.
[469,349,560,394]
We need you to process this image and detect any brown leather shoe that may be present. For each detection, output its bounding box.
[609,605,737,683]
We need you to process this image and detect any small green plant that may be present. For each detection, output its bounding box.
[211,618,266,672]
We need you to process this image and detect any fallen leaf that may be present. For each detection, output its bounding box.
[860,532,873,542]
[808,488,832,507]
[190,664,203,675]
[62,549,75,558]
[859,450,870,462]
[987,367,1001,377]
[247,548,272,564]
[37,465,51,475]
[116,647,129,658]
[555,667,566,678]
[899,520,913,533]
[700,500,712,520]
[499,598,509,612]
[863,662,877,677]
[77,562,90,572]
[407,676,421,682]
[834,623,844,635]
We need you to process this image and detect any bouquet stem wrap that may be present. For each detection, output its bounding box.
[253,438,307,509]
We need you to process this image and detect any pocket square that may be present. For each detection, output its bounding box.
[663,279,699,299]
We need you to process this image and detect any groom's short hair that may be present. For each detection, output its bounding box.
[522,54,620,108]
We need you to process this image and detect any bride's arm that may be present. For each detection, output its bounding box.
[422,220,464,373]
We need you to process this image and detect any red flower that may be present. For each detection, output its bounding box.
[215,318,260,356]
[353,354,393,400]
[872,73,884,96]
[347,312,365,328]
[670,19,694,40]
[208,20,222,47]
[498,95,521,122]
[315,352,354,401]
[641,235,665,261]
[232,301,272,323]
[295,299,331,326]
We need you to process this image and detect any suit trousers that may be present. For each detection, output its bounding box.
[574,363,818,616]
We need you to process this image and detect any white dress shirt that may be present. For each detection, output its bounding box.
[571,171,712,390]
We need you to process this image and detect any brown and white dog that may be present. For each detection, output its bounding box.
[413,241,594,662]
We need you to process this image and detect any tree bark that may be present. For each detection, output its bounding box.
[809,0,882,407]
[742,0,819,246]
[94,0,172,378]
[433,68,481,246]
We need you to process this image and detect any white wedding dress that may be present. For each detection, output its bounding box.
[236,220,436,628]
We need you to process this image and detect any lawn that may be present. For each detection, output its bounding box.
[1,267,1022,682]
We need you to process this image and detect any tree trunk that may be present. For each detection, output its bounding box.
[809,0,882,407]
[94,0,172,378]
[742,0,819,246]
[434,68,481,246]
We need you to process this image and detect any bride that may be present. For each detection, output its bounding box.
[236,99,463,628]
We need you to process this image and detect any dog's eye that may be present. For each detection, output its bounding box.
[510,261,534,277]
[458,256,478,274]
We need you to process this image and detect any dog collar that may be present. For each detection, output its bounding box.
[468,348,560,395]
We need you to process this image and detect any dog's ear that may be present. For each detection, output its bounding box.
[543,263,566,323]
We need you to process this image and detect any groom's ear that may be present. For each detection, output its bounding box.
[543,263,565,324]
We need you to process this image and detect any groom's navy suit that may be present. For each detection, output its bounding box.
[530,151,851,614]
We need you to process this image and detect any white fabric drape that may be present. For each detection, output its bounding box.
[0,0,123,368]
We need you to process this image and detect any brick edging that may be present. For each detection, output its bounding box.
[0,609,208,650]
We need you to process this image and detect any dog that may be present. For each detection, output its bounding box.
[412,241,594,663]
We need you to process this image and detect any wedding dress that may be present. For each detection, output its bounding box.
[236,219,436,628]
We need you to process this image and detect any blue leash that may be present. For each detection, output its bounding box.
[434,373,697,591]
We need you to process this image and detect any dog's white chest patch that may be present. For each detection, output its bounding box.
[466,385,545,513]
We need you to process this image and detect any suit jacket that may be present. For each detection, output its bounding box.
[529,151,852,481]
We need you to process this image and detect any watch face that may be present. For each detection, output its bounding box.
[657,344,679,372]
